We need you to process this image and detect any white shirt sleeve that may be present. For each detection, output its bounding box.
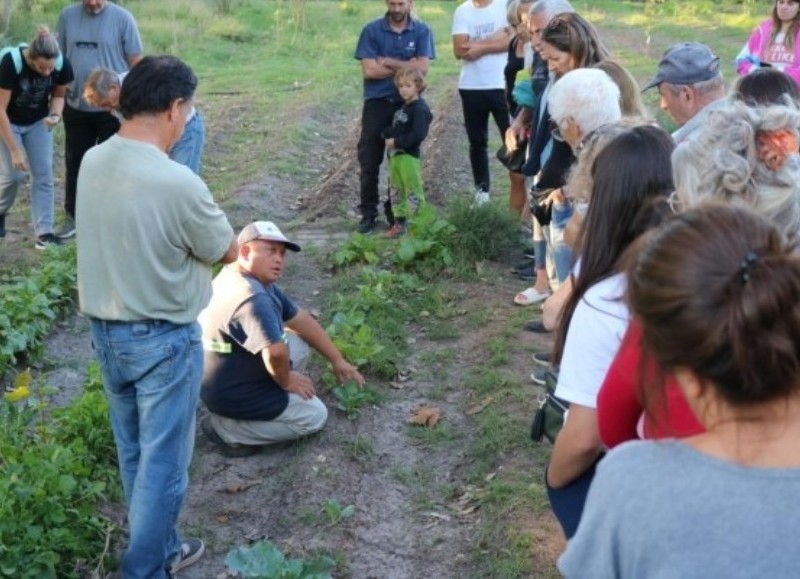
[555,275,630,409]
[452,4,469,36]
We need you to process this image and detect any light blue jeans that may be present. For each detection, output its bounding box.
[549,201,574,283]
[90,319,202,579]
[169,110,205,175]
[0,119,54,235]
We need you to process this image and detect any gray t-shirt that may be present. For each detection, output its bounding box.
[76,135,233,324]
[57,2,143,111]
[559,440,800,578]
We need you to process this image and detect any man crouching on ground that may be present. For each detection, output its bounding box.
[199,221,365,457]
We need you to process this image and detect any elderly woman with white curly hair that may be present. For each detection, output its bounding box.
[516,68,621,308]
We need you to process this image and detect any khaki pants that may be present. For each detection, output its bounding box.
[208,332,327,446]
[210,394,328,446]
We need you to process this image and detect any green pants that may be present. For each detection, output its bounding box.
[388,153,425,220]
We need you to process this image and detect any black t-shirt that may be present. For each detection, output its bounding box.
[200,268,299,421]
[380,98,433,159]
[504,35,525,114]
[0,47,74,126]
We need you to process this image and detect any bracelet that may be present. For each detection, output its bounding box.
[48,113,61,121]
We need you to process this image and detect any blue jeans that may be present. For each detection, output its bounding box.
[0,119,54,235]
[549,201,574,283]
[545,457,601,539]
[90,319,202,579]
[169,110,205,175]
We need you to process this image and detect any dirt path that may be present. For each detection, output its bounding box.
[30,72,560,577]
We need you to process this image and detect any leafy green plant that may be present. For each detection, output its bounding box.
[393,204,456,274]
[225,539,334,579]
[0,244,76,377]
[0,365,119,578]
[325,309,384,368]
[332,233,384,268]
[332,382,377,419]
[321,499,355,525]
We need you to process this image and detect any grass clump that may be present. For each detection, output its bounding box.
[445,197,521,266]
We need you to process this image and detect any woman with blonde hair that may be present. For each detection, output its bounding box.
[0,26,73,247]
[593,59,648,118]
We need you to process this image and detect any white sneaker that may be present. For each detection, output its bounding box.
[472,190,490,207]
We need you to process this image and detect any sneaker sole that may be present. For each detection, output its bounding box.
[171,541,205,574]
[531,353,551,368]
[56,230,76,239]
[530,372,546,385]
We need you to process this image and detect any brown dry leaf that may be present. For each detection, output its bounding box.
[408,406,441,427]
[221,478,263,494]
[216,513,231,524]
[466,395,494,415]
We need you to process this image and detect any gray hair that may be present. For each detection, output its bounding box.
[549,68,622,137]
[673,101,800,237]
[529,0,575,19]
[665,74,725,97]
[566,118,650,205]
[83,68,121,106]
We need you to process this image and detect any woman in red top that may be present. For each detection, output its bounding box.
[597,320,703,448]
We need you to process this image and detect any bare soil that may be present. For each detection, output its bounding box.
[16,76,558,577]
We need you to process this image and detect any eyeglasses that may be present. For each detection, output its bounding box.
[667,191,684,214]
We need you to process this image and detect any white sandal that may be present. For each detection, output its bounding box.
[513,287,551,306]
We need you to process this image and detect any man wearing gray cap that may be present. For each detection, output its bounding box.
[643,42,726,144]
[199,221,365,457]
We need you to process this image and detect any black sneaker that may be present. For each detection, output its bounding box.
[201,416,257,458]
[357,216,376,234]
[524,319,551,334]
[0,213,5,237]
[55,215,75,239]
[35,233,62,250]
[532,351,551,367]
[530,368,547,385]
[170,538,205,574]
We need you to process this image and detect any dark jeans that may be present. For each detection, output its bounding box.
[545,457,602,539]
[458,88,509,192]
[357,97,401,219]
[63,104,120,218]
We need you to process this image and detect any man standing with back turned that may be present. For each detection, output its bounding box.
[354,0,435,234]
[76,56,237,578]
[56,0,142,238]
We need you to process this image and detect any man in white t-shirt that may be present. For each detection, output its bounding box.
[452,0,512,205]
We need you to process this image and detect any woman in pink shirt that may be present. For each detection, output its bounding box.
[736,0,800,84]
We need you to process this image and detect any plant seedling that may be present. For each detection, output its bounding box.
[322,499,355,526]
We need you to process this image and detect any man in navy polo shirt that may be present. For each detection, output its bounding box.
[354,0,435,234]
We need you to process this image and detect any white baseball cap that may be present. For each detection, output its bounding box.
[237,221,301,252]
